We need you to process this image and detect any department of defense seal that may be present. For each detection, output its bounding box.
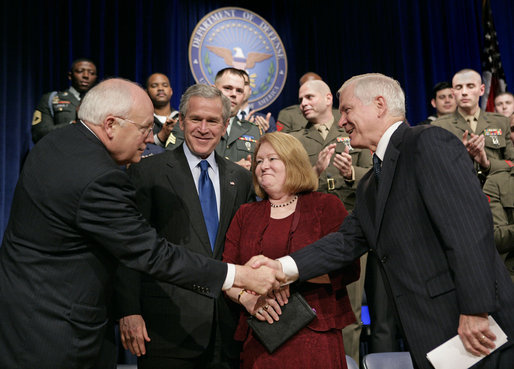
[189,7,288,111]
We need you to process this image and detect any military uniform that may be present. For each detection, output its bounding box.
[291,121,372,211]
[31,87,81,143]
[215,117,262,163]
[432,111,514,180]
[277,104,341,133]
[483,165,514,282]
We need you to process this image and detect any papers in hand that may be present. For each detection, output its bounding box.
[426,316,508,369]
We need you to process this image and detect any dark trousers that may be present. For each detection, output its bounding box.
[365,253,401,353]
[137,318,239,369]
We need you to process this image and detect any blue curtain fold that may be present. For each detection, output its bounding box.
[1,0,514,235]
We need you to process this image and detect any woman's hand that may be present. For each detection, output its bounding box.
[269,284,290,306]
[241,293,283,324]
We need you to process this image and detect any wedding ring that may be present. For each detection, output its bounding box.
[480,335,486,342]
[263,304,270,311]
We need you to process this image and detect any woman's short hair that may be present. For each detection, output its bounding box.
[252,132,318,198]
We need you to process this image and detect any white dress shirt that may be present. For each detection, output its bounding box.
[183,143,235,289]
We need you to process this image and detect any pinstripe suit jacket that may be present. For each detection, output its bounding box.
[290,123,514,369]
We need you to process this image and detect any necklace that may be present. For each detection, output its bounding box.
[269,195,298,208]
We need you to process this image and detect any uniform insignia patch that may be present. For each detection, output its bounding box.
[167,133,176,145]
[484,128,502,136]
[336,136,353,150]
[239,135,257,143]
[32,110,42,125]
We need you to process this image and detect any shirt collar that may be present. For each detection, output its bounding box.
[183,143,218,173]
[69,86,81,100]
[374,121,403,161]
[457,108,480,122]
[80,120,99,139]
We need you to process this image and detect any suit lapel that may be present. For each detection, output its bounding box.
[324,120,340,143]
[374,124,405,244]
[165,147,213,255]
[475,111,488,135]
[452,112,471,134]
[304,123,324,145]
[214,156,238,258]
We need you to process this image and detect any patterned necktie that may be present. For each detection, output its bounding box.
[198,160,218,250]
[240,111,246,121]
[373,153,382,182]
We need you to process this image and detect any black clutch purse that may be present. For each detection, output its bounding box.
[246,292,317,353]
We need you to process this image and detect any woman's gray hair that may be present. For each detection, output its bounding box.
[179,84,231,122]
[338,73,406,117]
[78,78,136,125]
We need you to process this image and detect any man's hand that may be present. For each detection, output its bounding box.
[233,264,284,295]
[235,154,252,170]
[333,145,353,179]
[314,143,336,176]
[462,131,490,169]
[156,115,178,143]
[248,111,271,133]
[458,313,496,356]
[119,314,151,357]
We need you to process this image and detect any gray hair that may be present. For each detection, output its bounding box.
[338,73,406,117]
[179,84,231,123]
[78,78,136,125]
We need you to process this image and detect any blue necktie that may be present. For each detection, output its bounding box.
[373,154,382,182]
[198,160,218,250]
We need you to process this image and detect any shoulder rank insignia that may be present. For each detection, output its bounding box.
[32,110,42,126]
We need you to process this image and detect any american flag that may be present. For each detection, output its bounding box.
[480,0,507,112]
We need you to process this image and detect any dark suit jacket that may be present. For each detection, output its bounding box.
[115,145,254,359]
[290,123,514,369]
[0,123,227,369]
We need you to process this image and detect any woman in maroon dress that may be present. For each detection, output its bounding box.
[223,132,359,369]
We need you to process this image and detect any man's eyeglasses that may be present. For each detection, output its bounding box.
[115,117,154,137]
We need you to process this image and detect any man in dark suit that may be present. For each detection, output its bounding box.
[0,78,282,369]
[251,73,514,369]
[116,83,254,368]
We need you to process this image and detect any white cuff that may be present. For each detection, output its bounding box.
[278,256,299,284]
[222,263,236,290]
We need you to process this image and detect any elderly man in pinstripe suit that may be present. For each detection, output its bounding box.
[250,73,514,369]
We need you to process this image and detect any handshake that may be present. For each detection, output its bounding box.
[233,255,287,295]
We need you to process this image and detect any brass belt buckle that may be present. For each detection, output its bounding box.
[327,177,335,191]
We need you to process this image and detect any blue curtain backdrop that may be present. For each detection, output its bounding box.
[1,0,514,235]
